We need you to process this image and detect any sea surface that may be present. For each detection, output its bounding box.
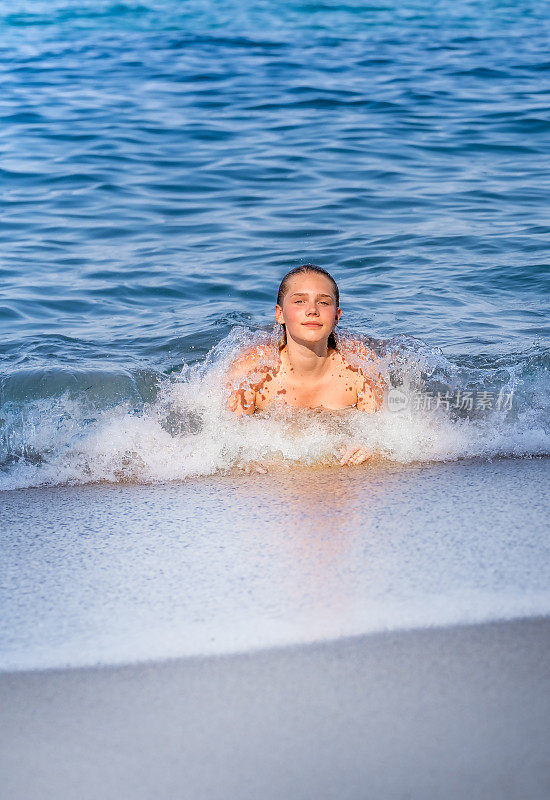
[1,0,549,489]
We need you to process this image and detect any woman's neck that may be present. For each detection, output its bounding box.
[282,339,332,378]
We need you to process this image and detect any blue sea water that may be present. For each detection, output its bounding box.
[1,0,549,488]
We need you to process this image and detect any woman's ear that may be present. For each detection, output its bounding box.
[275,304,284,324]
[335,308,341,324]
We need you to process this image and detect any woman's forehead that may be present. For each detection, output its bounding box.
[285,272,336,297]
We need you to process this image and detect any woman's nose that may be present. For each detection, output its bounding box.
[306,303,319,315]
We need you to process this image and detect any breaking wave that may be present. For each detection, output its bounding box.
[0,327,548,490]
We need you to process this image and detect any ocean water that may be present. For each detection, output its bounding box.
[1,0,549,489]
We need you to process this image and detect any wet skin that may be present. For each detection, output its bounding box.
[229,345,381,413]
[226,272,385,467]
[227,343,384,469]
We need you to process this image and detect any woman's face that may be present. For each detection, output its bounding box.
[275,272,341,345]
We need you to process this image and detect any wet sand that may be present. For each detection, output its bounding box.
[1,457,549,798]
[2,457,549,670]
[1,618,549,800]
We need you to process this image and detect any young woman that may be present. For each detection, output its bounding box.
[227,264,385,466]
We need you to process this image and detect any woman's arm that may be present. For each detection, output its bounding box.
[226,344,275,416]
[357,372,386,412]
[227,382,256,416]
[226,348,270,473]
[340,346,386,465]
[226,354,256,416]
[339,340,386,413]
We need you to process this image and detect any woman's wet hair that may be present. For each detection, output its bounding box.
[276,264,339,349]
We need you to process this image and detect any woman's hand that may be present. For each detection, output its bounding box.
[238,460,268,474]
[338,446,372,466]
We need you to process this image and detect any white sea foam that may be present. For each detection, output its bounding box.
[2,454,549,672]
[0,327,548,490]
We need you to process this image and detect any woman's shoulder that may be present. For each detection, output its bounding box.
[227,343,280,379]
[336,340,375,369]
[336,339,387,386]
[336,339,387,411]
[338,337,378,360]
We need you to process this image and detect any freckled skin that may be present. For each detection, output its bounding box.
[226,273,385,421]
[228,345,384,414]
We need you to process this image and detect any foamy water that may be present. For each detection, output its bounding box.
[1,0,549,489]
[1,0,549,676]
[1,458,548,672]
[0,327,548,491]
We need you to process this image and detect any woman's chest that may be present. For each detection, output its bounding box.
[255,366,357,411]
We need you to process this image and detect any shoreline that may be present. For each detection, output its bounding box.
[2,617,549,800]
[2,612,549,678]
[1,611,549,677]
[2,456,549,673]
[1,452,549,494]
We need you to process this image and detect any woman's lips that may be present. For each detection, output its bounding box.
[302,322,323,327]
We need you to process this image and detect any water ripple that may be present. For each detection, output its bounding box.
[0,0,548,375]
